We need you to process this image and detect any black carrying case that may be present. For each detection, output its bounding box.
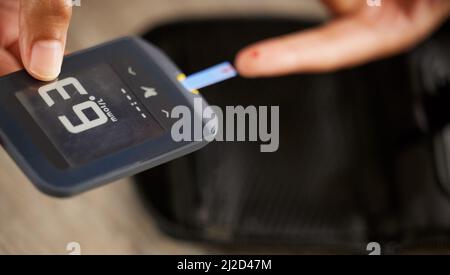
[134,17,450,254]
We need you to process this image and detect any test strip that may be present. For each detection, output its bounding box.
[180,62,237,91]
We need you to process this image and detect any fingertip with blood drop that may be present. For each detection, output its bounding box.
[234,48,258,77]
[250,50,260,58]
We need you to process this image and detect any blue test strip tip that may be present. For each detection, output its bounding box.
[181,62,237,91]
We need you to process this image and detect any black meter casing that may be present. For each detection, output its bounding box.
[0,37,215,197]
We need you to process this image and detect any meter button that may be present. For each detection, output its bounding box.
[141,86,158,98]
[161,109,170,118]
[128,67,137,76]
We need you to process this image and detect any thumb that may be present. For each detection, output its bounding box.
[19,0,72,81]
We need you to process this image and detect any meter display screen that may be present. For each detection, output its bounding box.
[16,63,164,167]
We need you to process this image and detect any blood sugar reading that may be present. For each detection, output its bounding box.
[16,63,164,167]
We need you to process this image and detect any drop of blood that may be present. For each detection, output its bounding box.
[251,50,260,58]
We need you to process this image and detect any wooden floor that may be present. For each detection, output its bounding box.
[0,0,323,255]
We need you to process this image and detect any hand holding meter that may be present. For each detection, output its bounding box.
[0,37,234,197]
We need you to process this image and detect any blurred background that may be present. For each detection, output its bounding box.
[2,0,450,255]
[0,0,326,255]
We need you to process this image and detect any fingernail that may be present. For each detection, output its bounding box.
[29,40,63,81]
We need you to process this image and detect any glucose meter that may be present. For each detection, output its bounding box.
[0,37,232,196]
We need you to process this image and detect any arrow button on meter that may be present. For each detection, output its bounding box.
[141,86,158,98]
